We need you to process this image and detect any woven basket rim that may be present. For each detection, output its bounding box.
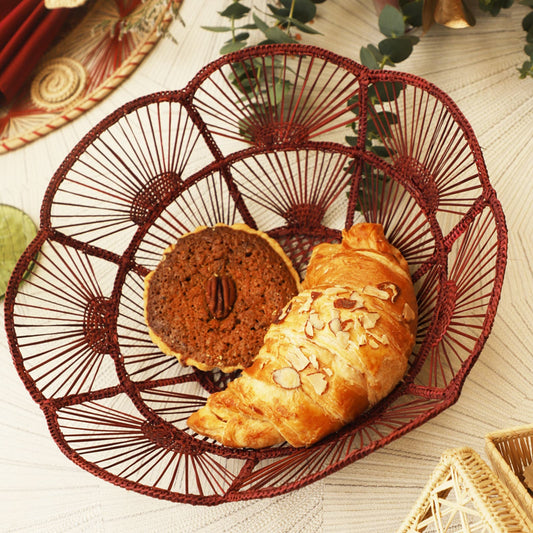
[485,425,533,523]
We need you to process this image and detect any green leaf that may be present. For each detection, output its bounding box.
[265,26,296,43]
[201,26,233,32]
[220,40,247,54]
[370,144,391,158]
[267,4,288,17]
[518,59,533,78]
[404,34,420,45]
[523,11,533,32]
[367,111,398,139]
[379,36,414,63]
[280,0,317,22]
[266,78,290,103]
[400,0,423,27]
[288,17,322,34]
[368,81,404,103]
[0,204,37,298]
[219,2,250,19]
[347,94,360,111]
[234,32,250,42]
[345,135,358,147]
[379,5,406,37]
[519,0,533,6]
[268,12,292,27]
[360,46,381,69]
[525,43,533,57]
[253,13,269,34]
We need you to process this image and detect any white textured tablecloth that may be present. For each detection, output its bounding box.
[1,1,532,531]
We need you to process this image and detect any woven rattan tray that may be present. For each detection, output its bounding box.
[399,447,533,532]
[4,44,507,504]
[486,425,533,523]
[0,0,181,154]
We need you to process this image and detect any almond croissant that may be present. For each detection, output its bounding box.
[187,223,418,448]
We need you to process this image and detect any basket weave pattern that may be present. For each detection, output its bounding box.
[4,45,507,504]
[399,447,533,532]
[486,425,533,523]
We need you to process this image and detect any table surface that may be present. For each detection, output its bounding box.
[1,1,532,531]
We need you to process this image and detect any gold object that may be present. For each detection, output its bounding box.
[423,0,476,32]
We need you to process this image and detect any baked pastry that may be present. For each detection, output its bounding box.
[187,223,418,448]
[144,223,300,373]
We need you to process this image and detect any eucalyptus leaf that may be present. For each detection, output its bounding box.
[253,13,269,34]
[400,0,423,27]
[523,10,533,31]
[345,135,358,147]
[367,111,398,139]
[267,4,286,16]
[280,0,317,22]
[265,26,296,43]
[367,44,383,59]
[268,12,292,27]
[201,26,232,32]
[368,81,404,103]
[360,46,380,68]
[288,17,322,34]
[479,0,513,16]
[404,34,420,45]
[525,43,533,57]
[347,95,361,116]
[220,41,247,55]
[219,3,250,19]
[370,144,391,158]
[379,5,406,37]
[267,78,289,103]
[518,59,533,78]
[519,0,533,6]
[379,36,413,63]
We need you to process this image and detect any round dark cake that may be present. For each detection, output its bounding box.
[144,224,300,372]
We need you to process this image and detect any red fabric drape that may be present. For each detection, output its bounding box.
[0,0,70,105]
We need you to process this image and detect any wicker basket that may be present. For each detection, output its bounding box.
[485,425,533,524]
[399,447,533,532]
[4,44,507,504]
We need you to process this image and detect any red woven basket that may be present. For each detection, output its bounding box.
[4,44,507,505]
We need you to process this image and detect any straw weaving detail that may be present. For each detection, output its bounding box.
[4,45,507,504]
[399,448,533,532]
[0,0,182,153]
[30,58,87,111]
[485,425,533,524]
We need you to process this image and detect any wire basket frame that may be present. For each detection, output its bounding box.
[4,44,507,505]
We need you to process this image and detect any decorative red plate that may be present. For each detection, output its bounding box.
[4,44,507,505]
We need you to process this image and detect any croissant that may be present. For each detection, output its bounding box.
[187,223,418,448]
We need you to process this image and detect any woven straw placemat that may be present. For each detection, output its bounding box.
[0,0,181,154]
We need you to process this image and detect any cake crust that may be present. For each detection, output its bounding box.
[144,223,300,372]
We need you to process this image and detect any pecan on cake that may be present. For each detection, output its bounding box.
[144,223,300,372]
